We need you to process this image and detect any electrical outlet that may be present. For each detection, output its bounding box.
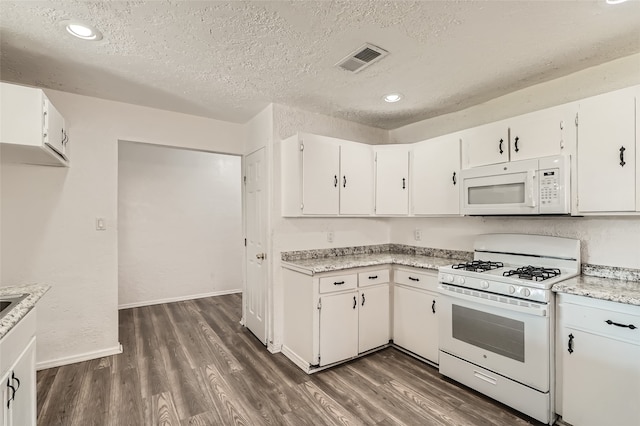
[414,229,422,241]
[327,231,334,243]
[96,217,106,231]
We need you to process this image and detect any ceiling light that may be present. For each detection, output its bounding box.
[62,20,103,41]
[383,93,403,103]
[606,0,629,4]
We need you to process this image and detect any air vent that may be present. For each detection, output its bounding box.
[336,43,389,73]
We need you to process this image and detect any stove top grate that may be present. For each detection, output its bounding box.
[452,260,504,273]
[503,266,561,281]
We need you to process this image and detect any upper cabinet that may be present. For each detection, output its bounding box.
[460,120,509,169]
[508,102,577,162]
[0,82,69,167]
[280,133,374,216]
[576,86,638,214]
[374,145,410,215]
[411,133,461,216]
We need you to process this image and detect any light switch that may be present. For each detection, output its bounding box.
[96,217,106,231]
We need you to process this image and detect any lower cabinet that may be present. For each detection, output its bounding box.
[558,294,640,426]
[319,291,359,366]
[358,284,390,354]
[392,267,439,364]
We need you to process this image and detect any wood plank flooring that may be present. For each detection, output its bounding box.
[37,294,547,425]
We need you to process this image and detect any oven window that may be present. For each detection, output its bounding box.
[468,182,525,205]
[452,304,525,362]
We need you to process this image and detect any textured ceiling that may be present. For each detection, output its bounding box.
[1,1,639,130]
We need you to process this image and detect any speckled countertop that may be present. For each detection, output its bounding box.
[0,284,50,339]
[553,276,640,306]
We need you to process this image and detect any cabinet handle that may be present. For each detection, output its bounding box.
[568,333,574,354]
[432,300,436,314]
[514,136,520,153]
[334,175,338,187]
[402,178,406,189]
[605,319,636,330]
[343,176,347,188]
[6,378,15,409]
[620,146,626,167]
[408,276,419,282]
[11,372,20,390]
[353,296,357,309]
[499,138,504,154]
[452,171,457,186]
[368,275,378,279]
[362,293,365,306]
[333,281,345,286]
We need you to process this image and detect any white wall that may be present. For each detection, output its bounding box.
[0,88,244,368]
[118,142,242,308]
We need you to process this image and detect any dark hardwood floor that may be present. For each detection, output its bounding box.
[37,294,546,425]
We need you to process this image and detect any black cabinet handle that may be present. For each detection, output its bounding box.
[368,275,378,279]
[431,300,436,314]
[362,293,365,306]
[402,178,406,189]
[334,175,338,187]
[333,281,345,286]
[343,176,347,188]
[6,378,15,409]
[499,138,504,154]
[408,276,419,282]
[620,146,626,167]
[452,171,457,186]
[353,296,357,309]
[11,372,20,390]
[605,319,636,330]
[514,136,520,153]
[568,333,574,354]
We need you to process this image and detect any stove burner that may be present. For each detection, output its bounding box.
[503,266,561,281]
[452,260,504,273]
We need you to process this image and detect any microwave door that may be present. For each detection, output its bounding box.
[462,169,538,215]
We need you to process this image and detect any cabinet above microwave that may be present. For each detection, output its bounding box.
[0,82,69,167]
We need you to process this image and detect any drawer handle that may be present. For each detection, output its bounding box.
[333,281,345,285]
[408,276,419,282]
[368,275,378,280]
[473,370,497,385]
[568,333,574,354]
[605,319,637,330]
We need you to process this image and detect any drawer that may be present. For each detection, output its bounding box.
[0,308,36,374]
[319,273,357,293]
[561,302,640,345]
[394,268,438,291]
[358,269,390,287]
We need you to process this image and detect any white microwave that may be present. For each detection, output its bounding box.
[460,155,570,215]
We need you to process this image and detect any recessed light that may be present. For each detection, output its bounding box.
[61,20,103,41]
[606,0,629,4]
[383,93,403,103]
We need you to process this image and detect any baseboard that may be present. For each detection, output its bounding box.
[36,343,123,370]
[281,345,312,373]
[118,289,242,310]
[267,342,282,354]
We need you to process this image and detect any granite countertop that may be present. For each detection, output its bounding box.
[0,283,50,339]
[553,276,640,306]
[282,252,458,274]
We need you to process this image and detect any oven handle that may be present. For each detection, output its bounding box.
[527,170,537,208]
[437,285,548,317]
[473,370,497,386]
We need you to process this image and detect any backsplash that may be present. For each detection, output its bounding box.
[281,244,472,262]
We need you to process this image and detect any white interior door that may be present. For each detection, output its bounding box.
[245,148,267,344]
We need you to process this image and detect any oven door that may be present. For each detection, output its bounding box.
[438,289,550,392]
[461,158,539,215]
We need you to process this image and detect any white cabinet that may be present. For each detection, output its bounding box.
[375,145,410,215]
[558,294,640,426]
[576,86,638,213]
[508,102,577,162]
[0,309,37,426]
[282,266,390,372]
[460,120,509,169]
[280,133,374,216]
[411,134,461,215]
[0,82,69,167]
[392,267,439,364]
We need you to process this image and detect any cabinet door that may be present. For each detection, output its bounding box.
[577,87,637,213]
[375,147,409,215]
[461,120,509,168]
[319,292,358,366]
[358,284,390,353]
[0,369,9,426]
[393,285,438,364]
[8,337,36,426]
[411,134,461,215]
[509,103,576,162]
[301,134,340,215]
[562,328,640,426]
[43,98,67,159]
[340,142,374,215]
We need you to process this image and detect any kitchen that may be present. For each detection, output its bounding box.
[1,1,640,425]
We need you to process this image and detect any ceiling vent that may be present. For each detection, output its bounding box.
[336,43,389,73]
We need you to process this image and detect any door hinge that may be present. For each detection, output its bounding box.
[243,176,247,184]
[317,299,322,310]
[300,143,304,151]
[244,238,247,247]
[575,113,579,127]
[300,203,304,210]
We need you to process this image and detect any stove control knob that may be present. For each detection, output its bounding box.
[447,275,454,283]
[457,277,465,285]
[508,286,516,294]
[520,288,531,297]
[480,281,489,289]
